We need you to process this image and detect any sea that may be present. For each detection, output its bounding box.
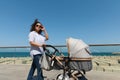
[0,46,120,57]
[0,52,120,57]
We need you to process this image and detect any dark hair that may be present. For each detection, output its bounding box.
[30,19,42,34]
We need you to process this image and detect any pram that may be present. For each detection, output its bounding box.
[44,38,92,80]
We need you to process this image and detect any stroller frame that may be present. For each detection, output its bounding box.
[45,45,92,80]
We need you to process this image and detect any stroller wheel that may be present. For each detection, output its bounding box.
[56,73,69,80]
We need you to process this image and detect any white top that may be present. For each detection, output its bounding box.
[28,31,45,58]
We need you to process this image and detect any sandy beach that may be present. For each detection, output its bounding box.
[0,56,120,72]
[92,56,120,72]
[0,56,120,80]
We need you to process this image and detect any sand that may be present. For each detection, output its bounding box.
[92,56,120,72]
[0,56,120,72]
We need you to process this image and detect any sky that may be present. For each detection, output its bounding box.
[0,0,120,46]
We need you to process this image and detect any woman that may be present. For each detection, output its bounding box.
[27,19,49,80]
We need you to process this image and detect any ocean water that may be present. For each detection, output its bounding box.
[0,52,120,57]
[0,46,120,57]
[0,52,29,57]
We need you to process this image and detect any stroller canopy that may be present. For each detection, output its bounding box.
[67,37,92,58]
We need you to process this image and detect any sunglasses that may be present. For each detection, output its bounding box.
[36,25,43,28]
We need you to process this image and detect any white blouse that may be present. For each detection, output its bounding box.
[28,31,45,58]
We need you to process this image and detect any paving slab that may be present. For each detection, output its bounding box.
[0,64,120,80]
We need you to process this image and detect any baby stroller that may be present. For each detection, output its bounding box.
[44,38,92,80]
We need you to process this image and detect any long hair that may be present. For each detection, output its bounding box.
[30,19,42,34]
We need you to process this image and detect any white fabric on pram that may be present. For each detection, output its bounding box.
[67,37,92,58]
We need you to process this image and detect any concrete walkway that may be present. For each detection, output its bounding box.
[0,64,120,80]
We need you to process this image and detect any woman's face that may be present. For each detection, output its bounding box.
[35,23,43,32]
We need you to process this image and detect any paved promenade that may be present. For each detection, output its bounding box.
[0,64,120,80]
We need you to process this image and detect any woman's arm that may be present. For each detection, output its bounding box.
[43,29,49,40]
[42,27,49,40]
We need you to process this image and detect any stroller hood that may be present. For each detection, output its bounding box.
[67,37,92,58]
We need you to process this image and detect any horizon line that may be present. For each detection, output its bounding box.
[1,43,120,48]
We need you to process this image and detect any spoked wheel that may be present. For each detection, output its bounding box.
[56,73,70,80]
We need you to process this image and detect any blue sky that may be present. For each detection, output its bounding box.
[0,0,120,46]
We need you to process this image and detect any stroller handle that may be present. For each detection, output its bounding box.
[44,45,60,55]
[46,45,58,51]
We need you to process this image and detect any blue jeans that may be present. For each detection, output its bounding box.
[27,54,44,80]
